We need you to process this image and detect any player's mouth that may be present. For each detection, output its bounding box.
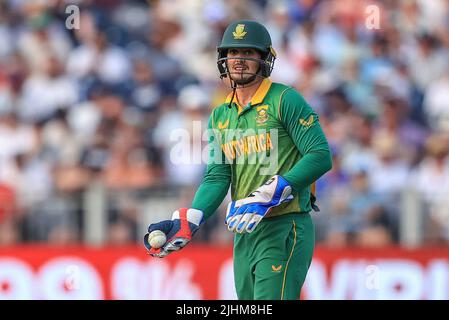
[233,65,247,72]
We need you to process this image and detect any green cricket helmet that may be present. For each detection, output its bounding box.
[217,20,277,79]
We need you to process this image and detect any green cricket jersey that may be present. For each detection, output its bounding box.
[192,78,332,220]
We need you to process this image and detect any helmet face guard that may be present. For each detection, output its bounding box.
[217,48,276,81]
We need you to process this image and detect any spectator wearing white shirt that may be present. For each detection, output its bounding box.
[18,56,78,123]
[67,11,131,85]
[423,69,449,132]
[409,133,449,243]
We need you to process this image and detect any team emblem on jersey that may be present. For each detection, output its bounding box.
[233,24,247,39]
[271,264,283,272]
[255,105,269,125]
[299,115,315,128]
[218,119,229,129]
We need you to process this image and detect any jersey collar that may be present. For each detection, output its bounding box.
[225,78,272,107]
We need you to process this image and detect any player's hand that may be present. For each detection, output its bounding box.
[144,208,203,258]
[225,175,294,234]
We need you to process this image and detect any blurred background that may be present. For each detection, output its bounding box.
[0,0,449,299]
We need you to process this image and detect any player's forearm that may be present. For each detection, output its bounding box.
[191,164,231,220]
[283,146,332,193]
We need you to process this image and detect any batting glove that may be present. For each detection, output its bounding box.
[144,208,204,258]
[225,175,294,234]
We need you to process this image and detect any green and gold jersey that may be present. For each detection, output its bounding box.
[192,79,332,220]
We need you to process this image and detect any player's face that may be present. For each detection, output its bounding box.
[227,48,261,85]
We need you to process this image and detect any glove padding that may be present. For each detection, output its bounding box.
[225,175,294,234]
[144,208,203,258]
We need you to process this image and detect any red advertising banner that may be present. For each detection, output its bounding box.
[0,245,448,300]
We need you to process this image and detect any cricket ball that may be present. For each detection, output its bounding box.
[147,230,167,249]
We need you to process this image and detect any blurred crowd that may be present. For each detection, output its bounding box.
[0,0,449,247]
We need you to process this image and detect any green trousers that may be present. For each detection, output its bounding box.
[233,213,315,300]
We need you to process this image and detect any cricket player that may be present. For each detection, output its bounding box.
[144,20,332,300]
